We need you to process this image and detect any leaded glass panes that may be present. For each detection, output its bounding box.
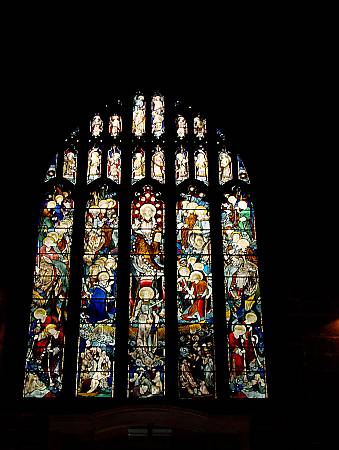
[107,145,121,184]
[151,94,165,137]
[109,114,122,137]
[151,145,165,183]
[176,114,188,139]
[175,146,189,185]
[132,147,145,184]
[45,154,58,182]
[23,185,74,397]
[194,115,207,138]
[26,91,268,401]
[128,185,165,398]
[219,149,233,184]
[76,185,118,397]
[194,147,208,184]
[87,147,102,184]
[90,113,103,137]
[132,94,146,137]
[177,187,216,398]
[221,190,267,398]
[237,155,250,183]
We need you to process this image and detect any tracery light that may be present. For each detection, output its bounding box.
[107,145,121,184]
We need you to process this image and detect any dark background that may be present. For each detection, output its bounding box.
[0,17,337,448]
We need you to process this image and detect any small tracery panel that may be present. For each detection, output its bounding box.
[109,114,122,137]
[219,149,233,184]
[107,145,121,184]
[176,187,216,398]
[175,146,189,185]
[23,185,74,397]
[151,94,165,137]
[76,185,119,397]
[194,146,208,184]
[128,186,165,398]
[87,147,102,184]
[237,155,250,183]
[90,113,104,138]
[194,115,207,138]
[44,154,58,182]
[221,189,267,398]
[151,145,165,184]
[176,114,188,139]
[132,147,145,185]
[132,94,146,137]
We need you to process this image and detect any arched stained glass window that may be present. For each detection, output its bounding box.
[23,92,268,400]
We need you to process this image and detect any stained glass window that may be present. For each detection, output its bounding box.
[87,147,102,183]
[76,185,118,397]
[132,147,145,184]
[109,114,122,137]
[23,185,74,397]
[128,185,165,398]
[132,94,146,137]
[107,145,121,184]
[221,189,267,398]
[219,149,233,184]
[194,146,208,184]
[176,187,215,398]
[151,94,165,137]
[45,154,58,182]
[25,92,268,401]
[151,145,165,183]
[175,146,189,185]
[90,113,103,137]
